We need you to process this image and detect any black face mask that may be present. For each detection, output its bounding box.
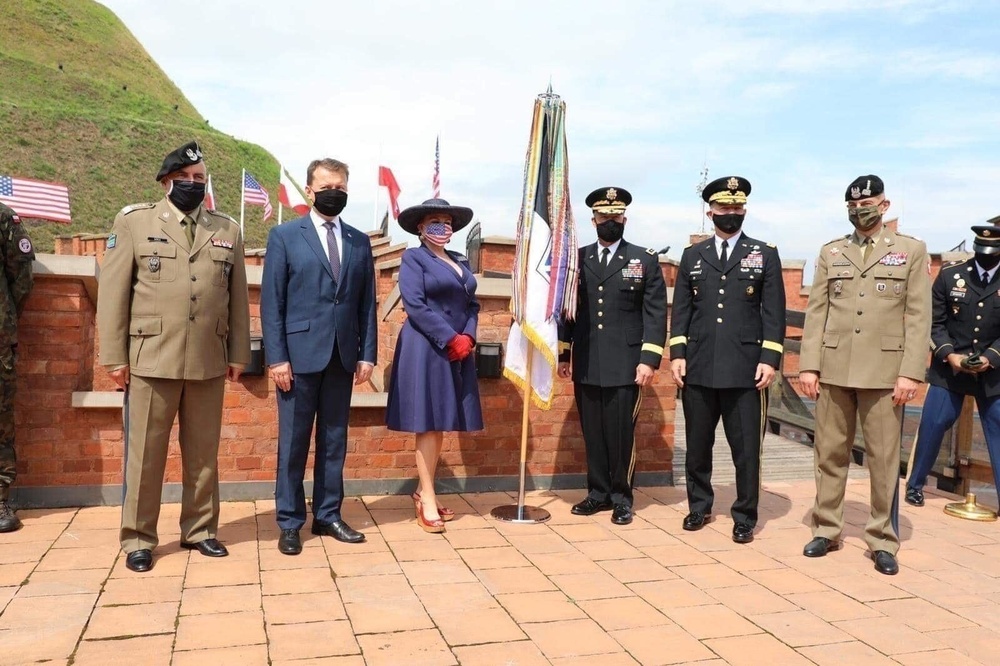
[976,253,1000,271]
[313,189,348,217]
[595,220,625,243]
[167,180,205,212]
[713,213,745,234]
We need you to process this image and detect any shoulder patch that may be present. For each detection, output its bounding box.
[120,203,155,216]
[646,247,656,255]
[11,213,20,225]
[106,234,117,250]
[18,238,32,254]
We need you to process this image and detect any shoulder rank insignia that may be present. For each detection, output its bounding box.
[646,247,656,255]
[766,242,776,248]
[120,203,154,216]
[208,210,238,224]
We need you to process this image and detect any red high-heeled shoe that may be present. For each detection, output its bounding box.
[415,499,446,533]
[411,491,454,522]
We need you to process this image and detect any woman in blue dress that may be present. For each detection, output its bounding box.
[386,199,484,533]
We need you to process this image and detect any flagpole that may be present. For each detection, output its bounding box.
[277,164,284,225]
[515,353,533,517]
[239,168,246,237]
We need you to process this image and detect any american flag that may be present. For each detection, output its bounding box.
[432,136,440,199]
[242,170,273,221]
[0,175,72,223]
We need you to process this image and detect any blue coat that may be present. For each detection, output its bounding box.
[386,245,483,432]
[260,215,377,373]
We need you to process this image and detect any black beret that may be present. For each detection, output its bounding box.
[585,187,631,214]
[702,176,751,205]
[155,140,204,181]
[973,225,1000,255]
[845,174,884,201]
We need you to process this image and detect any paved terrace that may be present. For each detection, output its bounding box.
[1,479,998,666]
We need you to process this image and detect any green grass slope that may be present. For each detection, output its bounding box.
[0,0,281,251]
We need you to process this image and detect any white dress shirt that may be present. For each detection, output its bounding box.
[310,208,342,264]
[597,239,622,264]
[715,230,743,260]
[975,260,999,284]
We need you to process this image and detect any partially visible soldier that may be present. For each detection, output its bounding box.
[0,202,34,533]
[97,141,251,572]
[905,224,1000,508]
[669,176,786,544]
[799,175,931,576]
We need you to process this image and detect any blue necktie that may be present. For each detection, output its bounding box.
[324,221,341,282]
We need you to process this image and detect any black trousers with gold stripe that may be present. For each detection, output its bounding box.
[682,383,767,526]
[575,383,641,508]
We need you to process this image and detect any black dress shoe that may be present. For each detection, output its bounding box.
[312,520,366,543]
[803,536,840,558]
[611,504,633,525]
[571,497,613,516]
[181,538,229,558]
[682,512,709,531]
[905,487,925,507]
[732,522,754,544]
[278,529,302,555]
[873,550,899,575]
[125,549,153,573]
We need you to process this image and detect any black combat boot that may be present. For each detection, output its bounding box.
[0,501,22,533]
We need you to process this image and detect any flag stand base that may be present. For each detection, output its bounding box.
[490,505,551,524]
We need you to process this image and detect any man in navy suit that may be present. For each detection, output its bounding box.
[261,158,377,555]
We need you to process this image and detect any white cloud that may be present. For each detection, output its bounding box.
[98,0,1000,265]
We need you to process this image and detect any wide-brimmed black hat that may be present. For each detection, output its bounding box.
[398,198,474,235]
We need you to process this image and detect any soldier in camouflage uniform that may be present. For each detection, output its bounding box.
[0,202,35,533]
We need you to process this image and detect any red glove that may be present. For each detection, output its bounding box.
[446,334,475,361]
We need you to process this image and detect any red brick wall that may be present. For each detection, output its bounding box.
[15,236,674,492]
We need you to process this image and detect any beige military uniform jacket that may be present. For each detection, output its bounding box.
[97,198,251,379]
[800,227,931,389]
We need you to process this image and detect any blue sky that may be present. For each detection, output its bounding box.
[102,0,1000,270]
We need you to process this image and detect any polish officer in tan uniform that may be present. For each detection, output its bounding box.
[97,141,251,573]
[799,174,930,576]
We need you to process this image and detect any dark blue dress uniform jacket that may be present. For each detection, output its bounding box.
[670,235,786,388]
[558,241,668,386]
[927,259,1000,398]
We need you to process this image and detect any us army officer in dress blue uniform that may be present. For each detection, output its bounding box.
[97,141,251,572]
[386,199,483,534]
[669,177,786,544]
[906,224,1000,509]
[557,187,668,526]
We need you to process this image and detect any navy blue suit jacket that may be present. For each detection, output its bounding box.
[261,214,377,374]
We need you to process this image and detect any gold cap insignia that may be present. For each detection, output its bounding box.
[606,187,617,201]
[726,177,739,191]
[985,229,993,237]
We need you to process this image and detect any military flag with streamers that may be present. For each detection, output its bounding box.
[503,89,579,408]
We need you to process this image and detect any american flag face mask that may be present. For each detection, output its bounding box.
[422,221,453,246]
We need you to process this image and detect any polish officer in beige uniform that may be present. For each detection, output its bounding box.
[799,175,930,576]
[97,141,251,573]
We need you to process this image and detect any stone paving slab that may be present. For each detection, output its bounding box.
[0,480,999,665]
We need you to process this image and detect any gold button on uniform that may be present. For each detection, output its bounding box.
[716,317,723,323]
[598,311,603,317]
[598,324,603,330]
[598,298,603,304]
[598,286,604,292]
